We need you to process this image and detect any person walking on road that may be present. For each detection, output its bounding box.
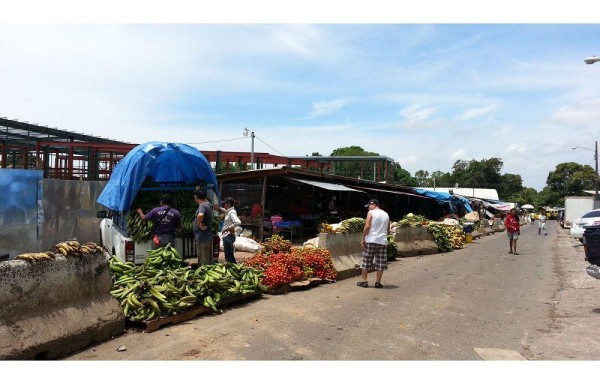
[538,211,548,235]
[357,199,390,289]
[216,197,242,263]
[505,208,521,255]
[136,194,181,249]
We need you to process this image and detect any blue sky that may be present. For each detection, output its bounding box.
[2,3,600,192]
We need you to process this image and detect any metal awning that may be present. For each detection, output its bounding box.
[352,185,430,199]
[290,178,364,192]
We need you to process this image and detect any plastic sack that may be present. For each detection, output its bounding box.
[234,236,262,253]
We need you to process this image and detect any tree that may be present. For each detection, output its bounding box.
[414,170,430,187]
[499,173,524,201]
[546,162,596,197]
[330,146,381,180]
[392,163,418,186]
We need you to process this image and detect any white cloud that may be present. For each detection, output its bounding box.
[306,98,349,119]
[453,104,498,121]
[451,148,468,160]
[399,104,437,123]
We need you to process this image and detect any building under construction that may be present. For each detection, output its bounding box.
[0,117,395,182]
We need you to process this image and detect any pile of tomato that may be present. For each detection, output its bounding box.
[243,236,337,288]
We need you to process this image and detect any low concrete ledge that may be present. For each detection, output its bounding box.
[392,227,439,258]
[313,227,441,279]
[316,233,363,280]
[0,254,124,359]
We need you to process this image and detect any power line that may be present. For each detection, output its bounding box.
[185,133,287,157]
[255,135,286,157]
[185,137,245,145]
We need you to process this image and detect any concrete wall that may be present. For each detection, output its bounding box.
[0,173,107,259]
[317,232,364,280]
[0,253,124,359]
[315,226,441,280]
[392,226,439,257]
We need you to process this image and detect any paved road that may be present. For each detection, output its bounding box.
[66,220,600,361]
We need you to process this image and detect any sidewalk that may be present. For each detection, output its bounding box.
[527,224,600,360]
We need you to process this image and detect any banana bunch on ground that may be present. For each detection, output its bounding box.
[386,234,400,260]
[109,246,265,322]
[448,226,465,249]
[144,243,183,269]
[126,212,154,242]
[339,217,366,234]
[190,263,265,312]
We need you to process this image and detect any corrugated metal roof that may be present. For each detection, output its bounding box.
[418,187,499,201]
[289,178,364,192]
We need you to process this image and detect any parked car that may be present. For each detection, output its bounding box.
[570,209,600,242]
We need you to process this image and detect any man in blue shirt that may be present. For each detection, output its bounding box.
[136,194,181,249]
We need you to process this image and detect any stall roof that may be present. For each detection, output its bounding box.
[97,142,219,212]
[351,185,429,199]
[289,178,364,192]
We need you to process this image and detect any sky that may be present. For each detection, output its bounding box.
[2,2,600,193]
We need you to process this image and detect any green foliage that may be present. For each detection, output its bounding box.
[546,162,596,197]
[329,146,382,180]
[392,163,418,186]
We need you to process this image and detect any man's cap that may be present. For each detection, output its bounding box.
[364,199,380,207]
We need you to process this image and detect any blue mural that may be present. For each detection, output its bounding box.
[0,169,43,225]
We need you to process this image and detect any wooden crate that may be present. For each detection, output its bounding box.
[266,278,335,295]
[139,305,213,333]
[133,292,263,333]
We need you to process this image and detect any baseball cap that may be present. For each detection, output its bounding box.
[364,199,379,207]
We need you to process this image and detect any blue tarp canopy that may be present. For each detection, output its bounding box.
[97,142,219,212]
[414,189,473,213]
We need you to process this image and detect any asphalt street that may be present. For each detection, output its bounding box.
[67,220,581,361]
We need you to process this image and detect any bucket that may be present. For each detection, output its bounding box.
[465,234,473,243]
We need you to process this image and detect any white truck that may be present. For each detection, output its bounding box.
[96,142,220,264]
[564,196,595,229]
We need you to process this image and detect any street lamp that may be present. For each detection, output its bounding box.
[572,141,599,208]
[243,127,255,170]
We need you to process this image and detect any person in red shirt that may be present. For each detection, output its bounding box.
[505,208,521,255]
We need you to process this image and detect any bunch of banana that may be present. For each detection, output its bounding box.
[339,217,366,234]
[176,208,196,238]
[47,241,105,257]
[126,212,154,243]
[320,223,335,234]
[427,223,454,253]
[108,246,265,322]
[189,263,265,311]
[448,226,465,249]
[144,244,183,269]
[15,251,56,262]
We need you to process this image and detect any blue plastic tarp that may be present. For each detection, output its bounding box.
[414,189,473,213]
[97,142,219,212]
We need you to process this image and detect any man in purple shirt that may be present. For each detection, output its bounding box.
[136,194,181,249]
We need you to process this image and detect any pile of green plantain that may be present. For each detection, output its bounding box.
[109,244,266,322]
[339,217,366,233]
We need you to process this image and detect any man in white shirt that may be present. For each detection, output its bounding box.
[538,211,547,235]
[357,199,390,289]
